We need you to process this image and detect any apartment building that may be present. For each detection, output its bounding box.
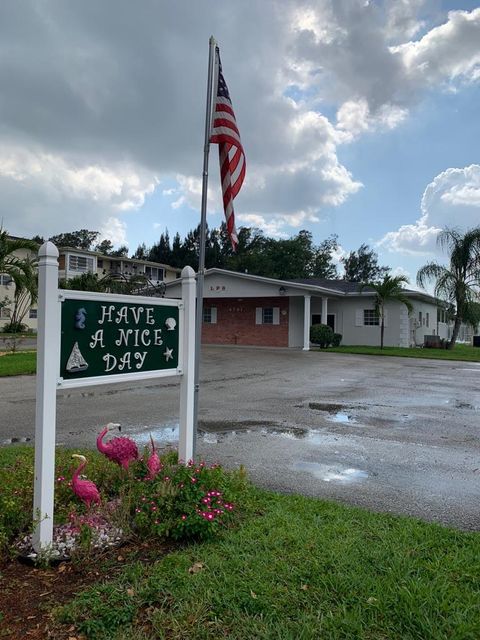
[1,241,181,331]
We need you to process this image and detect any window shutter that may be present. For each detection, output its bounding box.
[383,309,388,327]
[255,307,262,325]
[273,307,280,325]
[355,310,363,327]
[211,307,217,324]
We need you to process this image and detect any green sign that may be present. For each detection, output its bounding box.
[60,297,180,381]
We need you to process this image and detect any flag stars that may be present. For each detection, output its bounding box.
[163,347,174,362]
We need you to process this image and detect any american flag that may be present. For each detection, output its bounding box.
[210,47,246,250]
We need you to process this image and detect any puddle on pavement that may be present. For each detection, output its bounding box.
[133,423,180,446]
[3,436,31,445]
[309,402,358,424]
[444,399,477,410]
[293,461,368,484]
[309,402,344,412]
[327,412,357,424]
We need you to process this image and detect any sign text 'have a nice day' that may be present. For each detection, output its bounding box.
[61,300,179,379]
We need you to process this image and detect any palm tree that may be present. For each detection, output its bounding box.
[363,275,413,349]
[0,228,38,279]
[417,228,480,349]
[0,228,39,330]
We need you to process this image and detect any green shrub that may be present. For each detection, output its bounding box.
[332,332,342,347]
[310,323,333,348]
[132,456,239,540]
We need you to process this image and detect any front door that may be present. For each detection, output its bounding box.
[312,314,335,331]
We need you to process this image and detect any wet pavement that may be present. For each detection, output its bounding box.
[1,346,479,529]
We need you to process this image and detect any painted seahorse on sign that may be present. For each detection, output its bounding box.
[75,308,87,329]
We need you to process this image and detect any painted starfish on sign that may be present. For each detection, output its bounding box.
[163,347,173,361]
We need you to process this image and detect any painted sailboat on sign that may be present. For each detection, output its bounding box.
[66,341,89,373]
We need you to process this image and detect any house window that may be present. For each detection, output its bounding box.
[0,274,12,286]
[426,312,429,328]
[203,307,217,324]
[363,309,379,326]
[255,307,280,325]
[97,259,103,269]
[68,255,94,273]
[29,308,38,319]
[145,266,164,282]
[438,309,447,323]
[262,308,274,324]
[0,307,11,319]
[418,311,423,325]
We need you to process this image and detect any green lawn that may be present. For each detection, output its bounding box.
[0,351,36,376]
[1,446,479,639]
[327,343,480,362]
[57,490,480,639]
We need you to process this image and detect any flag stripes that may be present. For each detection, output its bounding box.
[210,48,245,250]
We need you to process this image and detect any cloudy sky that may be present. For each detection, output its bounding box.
[1,0,479,284]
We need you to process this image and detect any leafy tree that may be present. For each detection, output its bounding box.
[311,235,339,279]
[61,271,151,296]
[132,243,148,260]
[342,243,390,282]
[363,275,413,349]
[462,302,480,331]
[149,231,174,266]
[49,229,100,250]
[109,245,129,257]
[417,227,480,349]
[95,239,114,255]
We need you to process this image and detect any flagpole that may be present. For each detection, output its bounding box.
[192,35,217,459]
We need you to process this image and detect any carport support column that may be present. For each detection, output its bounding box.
[303,295,311,351]
[322,297,328,325]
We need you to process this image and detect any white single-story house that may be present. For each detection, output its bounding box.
[166,268,454,349]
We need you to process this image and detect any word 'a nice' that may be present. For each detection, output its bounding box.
[98,305,155,325]
[90,328,163,349]
[103,351,147,373]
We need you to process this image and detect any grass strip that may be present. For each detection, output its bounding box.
[57,490,480,640]
[327,344,480,362]
[0,351,36,376]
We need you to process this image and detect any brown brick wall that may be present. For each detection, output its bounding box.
[202,297,289,347]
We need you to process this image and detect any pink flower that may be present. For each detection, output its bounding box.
[181,515,187,521]
[191,477,197,484]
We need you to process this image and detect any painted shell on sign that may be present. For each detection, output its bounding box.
[165,317,176,331]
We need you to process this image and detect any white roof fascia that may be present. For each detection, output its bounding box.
[200,268,343,297]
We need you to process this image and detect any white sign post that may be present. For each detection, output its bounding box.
[32,242,196,552]
[32,242,61,551]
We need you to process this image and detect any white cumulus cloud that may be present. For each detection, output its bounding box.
[378,164,480,255]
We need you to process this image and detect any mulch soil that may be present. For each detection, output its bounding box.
[0,540,172,639]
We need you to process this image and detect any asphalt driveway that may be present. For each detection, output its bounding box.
[1,347,479,529]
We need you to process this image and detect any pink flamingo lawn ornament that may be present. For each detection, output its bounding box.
[96,422,139,470]
[146,434,161,480]
[71,454,100,508]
